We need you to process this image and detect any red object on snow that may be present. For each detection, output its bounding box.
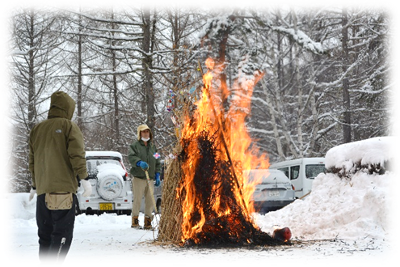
[272,227,292,242]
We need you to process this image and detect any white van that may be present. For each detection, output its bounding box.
[269,158,325,199]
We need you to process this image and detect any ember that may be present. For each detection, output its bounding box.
[175,58,288,247]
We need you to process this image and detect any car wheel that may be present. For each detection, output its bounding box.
[122,210,131,216]
[75,202,81,215]
[156,199,162,214]
[84,207,95,215]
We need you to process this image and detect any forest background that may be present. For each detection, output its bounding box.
[4,1,393,193]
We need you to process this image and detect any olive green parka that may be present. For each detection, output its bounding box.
[128,124,161,180]
[29,91,88,196]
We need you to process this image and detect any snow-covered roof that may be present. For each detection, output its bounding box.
[85,151,123,159]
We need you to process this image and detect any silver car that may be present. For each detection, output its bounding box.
[76,151,162,215]
[247,169,295,214]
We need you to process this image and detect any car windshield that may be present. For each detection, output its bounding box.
[305,164,325,179]
[87,158,120,176]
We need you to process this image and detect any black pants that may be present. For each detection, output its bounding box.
[36,193,76,261]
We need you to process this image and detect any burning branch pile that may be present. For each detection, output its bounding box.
[178,129,281,247]
[158,57,288,247]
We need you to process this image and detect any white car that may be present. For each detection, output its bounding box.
[246,169,295,214]
[76,151,162,215]
[269,157,325,198]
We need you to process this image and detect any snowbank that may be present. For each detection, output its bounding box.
[256,171,391,241]
[325,136,394,172]
[256,137,393,245]
[8,192,36,220]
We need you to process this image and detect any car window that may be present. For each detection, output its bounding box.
[290,166,300,180]
[87,159,120,176]
[277,167,289,178]
[305,164,325,179]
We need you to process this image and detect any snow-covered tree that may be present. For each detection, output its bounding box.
[8,7,390,191]
[10,9,66,192]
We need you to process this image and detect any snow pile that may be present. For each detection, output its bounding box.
[8,193,36,221]
[256,171,390,241]
[325,136,394,173]
[96,163,126,179]
[256,137,393,243]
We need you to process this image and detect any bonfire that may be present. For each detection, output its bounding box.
[158,58,290,247]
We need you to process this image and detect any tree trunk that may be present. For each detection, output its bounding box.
[341,9,352,143]
[276,12,284,90]
[217,15,234,110]
[27,10,36,132]
[171,11,179,91]
[261,80,285,160]
[306,15,320,156]
[77,13,83,130]
[293,12,304,157]
[142,9,155,130]
[269,42,298,158]
[111,12,120,145]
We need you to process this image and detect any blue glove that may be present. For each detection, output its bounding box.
[136,160,149,170]
[155,172,160,187]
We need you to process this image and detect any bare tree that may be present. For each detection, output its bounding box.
[10,9,62,191]
[341,8,352,143]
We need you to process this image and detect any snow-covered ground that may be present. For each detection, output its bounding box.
[4,136,399,266]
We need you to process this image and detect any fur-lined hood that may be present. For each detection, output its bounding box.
[137,124,153,140]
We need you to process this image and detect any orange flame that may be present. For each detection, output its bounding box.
[178,58,269,244]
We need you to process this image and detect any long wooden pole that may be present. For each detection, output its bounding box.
[145,170,158,214]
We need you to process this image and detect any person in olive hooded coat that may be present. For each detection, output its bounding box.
[128,124,161,229]
[28,91,91,261]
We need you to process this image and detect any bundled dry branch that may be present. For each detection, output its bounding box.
[158,147,184,244]
[182,131,283,248]
[157,122,285,247]
[157,58,287,247]
[178,129,282,247]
